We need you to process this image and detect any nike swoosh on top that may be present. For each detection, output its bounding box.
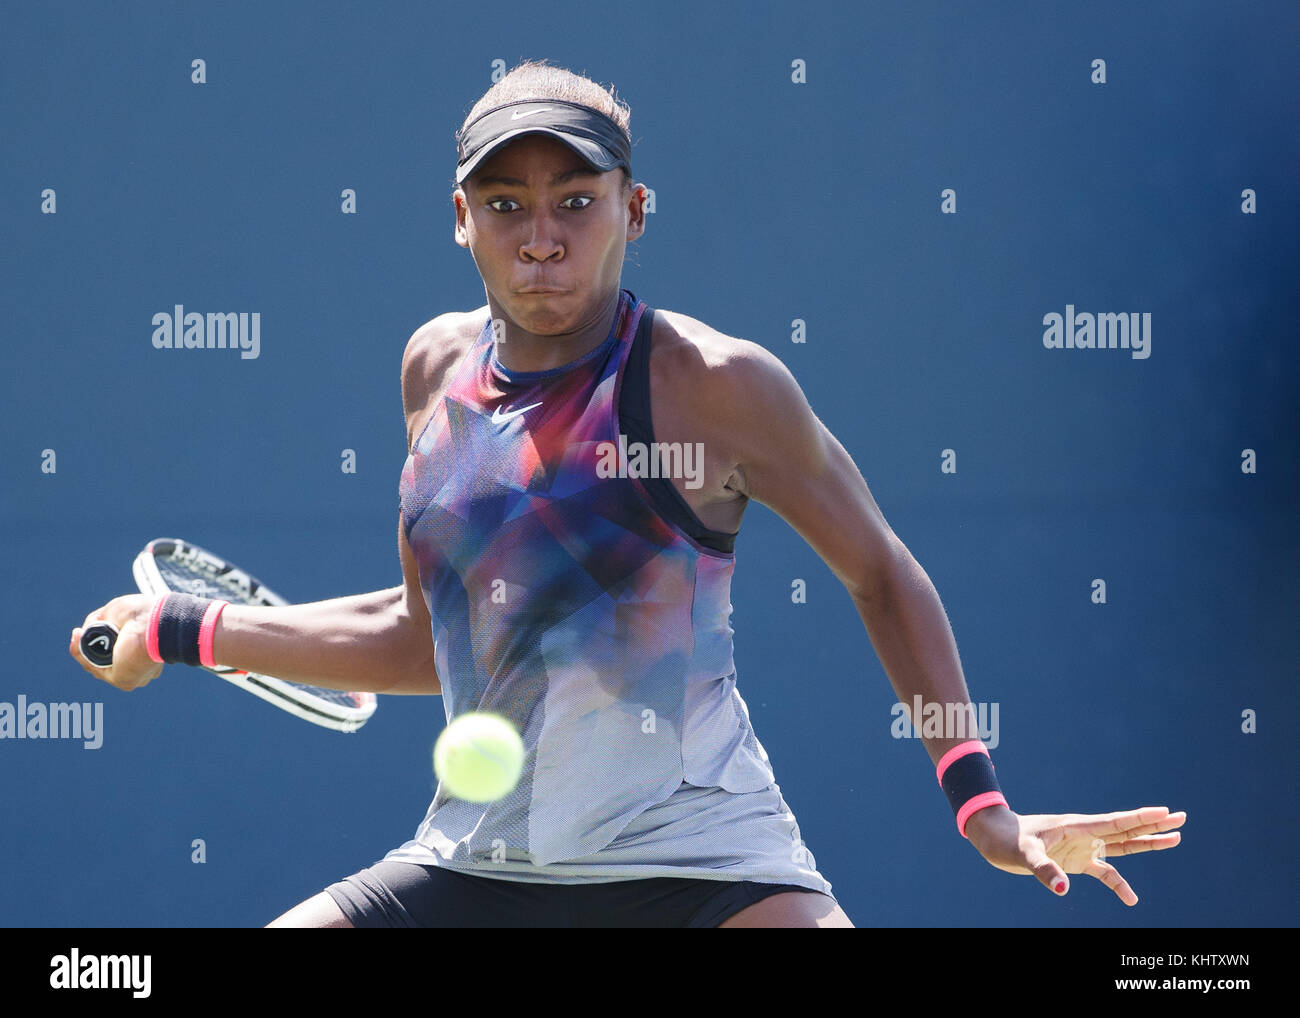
[510,108,553,120]
[491,401,543,423]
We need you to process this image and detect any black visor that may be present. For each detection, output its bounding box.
[456,99,633,185]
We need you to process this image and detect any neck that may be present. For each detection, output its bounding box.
[488,288,622,373]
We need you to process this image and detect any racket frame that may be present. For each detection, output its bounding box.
[133,538,377,733]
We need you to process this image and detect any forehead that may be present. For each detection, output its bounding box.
[466,134,609,189]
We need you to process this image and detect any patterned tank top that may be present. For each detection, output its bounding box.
[398,289,786,867]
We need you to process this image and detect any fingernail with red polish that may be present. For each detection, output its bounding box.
[1054,880,1066,894]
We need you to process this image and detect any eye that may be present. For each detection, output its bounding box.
[487,199,519,213]
[563,195,594,210]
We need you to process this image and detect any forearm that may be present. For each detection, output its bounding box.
[854,544,1015,838]
[210,585,439,695]
[852,542,988,769]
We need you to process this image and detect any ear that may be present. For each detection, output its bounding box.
[453,188,469,248]
[625,182,647,242]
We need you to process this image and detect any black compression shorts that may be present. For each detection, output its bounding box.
[324,860,821,928]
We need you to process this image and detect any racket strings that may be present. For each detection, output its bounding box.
[154,556,272,605]
[151,551,374,712]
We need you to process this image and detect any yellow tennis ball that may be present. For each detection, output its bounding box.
[433,712,525,802]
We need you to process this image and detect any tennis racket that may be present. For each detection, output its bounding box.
[79,538,378,733]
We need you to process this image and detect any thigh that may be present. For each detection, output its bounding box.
[717,891,854,928]
[335,864,748,928]
[325,861,570,928]
[290,862,850,928]
[265,891,354,928]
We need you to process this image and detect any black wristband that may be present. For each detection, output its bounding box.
[939,749,1003,817]
[154,593,212,666]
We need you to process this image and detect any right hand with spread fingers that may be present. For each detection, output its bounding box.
[70,594,162,691]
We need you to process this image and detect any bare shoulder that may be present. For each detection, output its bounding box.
[402,306,486,382]
[651,308,770,376]
[651,308,811,429]
[401,306,487,445]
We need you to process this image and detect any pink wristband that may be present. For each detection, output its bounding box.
[937,740,1007,838]
[935,739,990,785]
[197,600,229,669]
[957,791,1009,838]
[145,595,167,664]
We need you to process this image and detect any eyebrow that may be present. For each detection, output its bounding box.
[471,167,604,190]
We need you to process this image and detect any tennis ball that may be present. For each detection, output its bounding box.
[433,711,525,802]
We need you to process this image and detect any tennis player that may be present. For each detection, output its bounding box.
[71,60,1185,928]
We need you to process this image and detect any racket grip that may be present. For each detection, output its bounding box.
[81,622,119,667]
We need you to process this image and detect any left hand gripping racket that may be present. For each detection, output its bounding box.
[80,538,378,733]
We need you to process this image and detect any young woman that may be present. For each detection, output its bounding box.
[71,60,1184,928]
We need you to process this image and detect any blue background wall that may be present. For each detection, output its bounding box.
[2,1,1295,927]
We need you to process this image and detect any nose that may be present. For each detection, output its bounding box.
[520,208,563,262]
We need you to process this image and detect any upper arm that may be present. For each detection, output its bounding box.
[402,319,441,451]
[394,315,459,693]
[390,514,439,695]
[401,312,473,451]
[717,342,903,601]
